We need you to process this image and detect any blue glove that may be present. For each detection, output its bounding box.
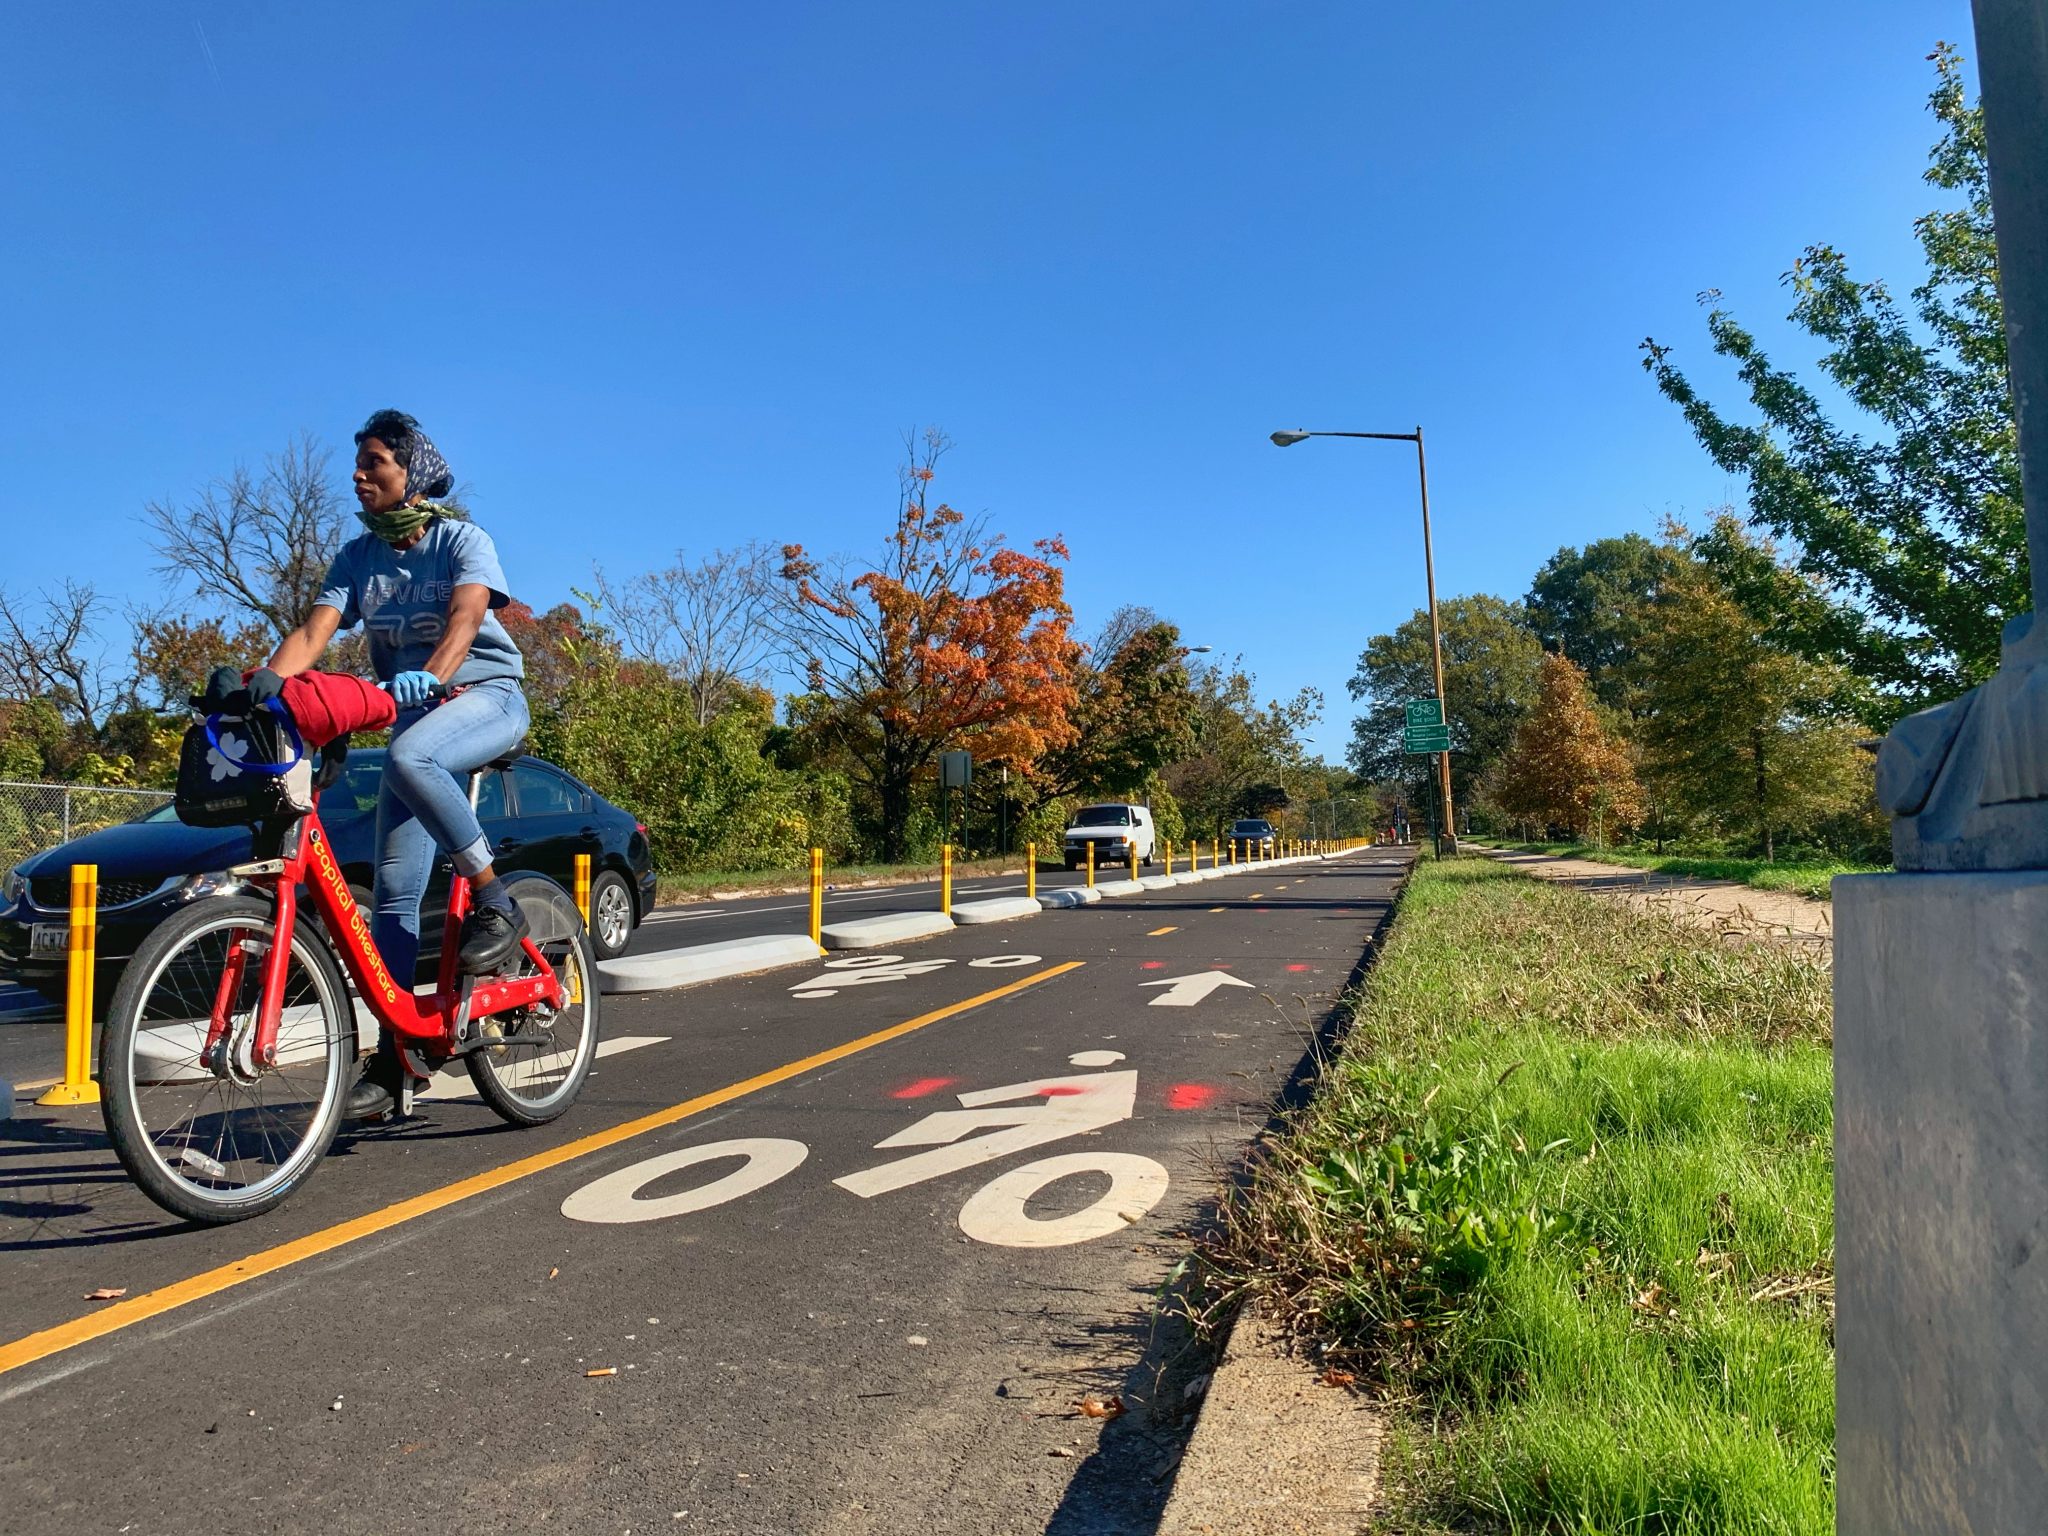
[390,671,440,709]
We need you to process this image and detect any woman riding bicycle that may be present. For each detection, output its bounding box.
[254,408,530,1117]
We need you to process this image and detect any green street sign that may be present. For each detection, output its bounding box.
[1404,699,1444,729]
[1402,725,1450,754]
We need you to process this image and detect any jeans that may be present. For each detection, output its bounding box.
[372,677,530,988]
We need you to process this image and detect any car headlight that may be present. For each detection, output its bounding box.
[172,872,245,903]
[1,868,22,905]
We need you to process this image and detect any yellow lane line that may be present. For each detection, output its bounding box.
[1207,907,1225,914]
[1146,926,1178,937]
[0,961,1085,1381]
[1249,893,1264,901]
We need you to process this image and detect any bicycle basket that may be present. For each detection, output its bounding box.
[174,705,314,827]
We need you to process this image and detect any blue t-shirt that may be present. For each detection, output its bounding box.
[316,519,525,684]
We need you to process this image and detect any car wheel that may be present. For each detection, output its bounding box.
[588,870,635,959]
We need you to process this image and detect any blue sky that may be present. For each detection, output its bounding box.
[0,1,1972,761]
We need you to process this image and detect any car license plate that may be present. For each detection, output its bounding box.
[30,923,68,958]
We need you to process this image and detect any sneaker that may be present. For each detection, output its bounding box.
[459,901,531,976]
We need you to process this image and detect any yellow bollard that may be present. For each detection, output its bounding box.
[1129,843,1139,882]
[941,843,953,915]
[1027,842,1036,901]
[1165,840,1174,877]
[1086,841,1096,889]
[809,847,824,950]
[38,864,99,1107]
[574,852,592,931]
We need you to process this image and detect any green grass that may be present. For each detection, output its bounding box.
[1206,859,1834,1533]
[1467,839,1881,903]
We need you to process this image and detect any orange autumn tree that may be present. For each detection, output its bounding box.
[779,432,1081,860]
[1494,651,1645,843]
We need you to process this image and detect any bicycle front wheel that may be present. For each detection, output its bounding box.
[466,876,603,1126]
[100,895,355,1224]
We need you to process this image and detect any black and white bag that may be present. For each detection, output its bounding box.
[174,705,314,827]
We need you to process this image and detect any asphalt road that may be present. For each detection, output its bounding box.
[0,850,1411,1535]
[0,863,1136,1090]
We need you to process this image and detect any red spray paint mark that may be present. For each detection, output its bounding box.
[1165,1083,1219,1111]
[891,1076,958,1100]
[1286,963,1312,973]
[1042,1084,1086,1097]
[1255,906,1271,913]
[1140,960,1165,970]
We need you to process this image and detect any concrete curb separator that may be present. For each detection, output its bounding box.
[950,896,1044,925]
[597,933,822,994]
[821,910,957,950]
[1037,887,1100,908]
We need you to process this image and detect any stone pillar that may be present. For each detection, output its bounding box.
[1836,873,2048,1531]
[1843,3,2048,1526]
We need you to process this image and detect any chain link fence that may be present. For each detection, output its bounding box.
[0,781,174,874]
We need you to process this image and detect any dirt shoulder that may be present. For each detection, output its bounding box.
[1477,848,1833,960]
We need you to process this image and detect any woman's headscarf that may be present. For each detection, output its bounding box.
[354,408,455,543]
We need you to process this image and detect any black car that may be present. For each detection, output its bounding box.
[0,749,655,1009]
[1229,818,1278,856]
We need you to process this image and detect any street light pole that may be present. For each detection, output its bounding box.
[1270,427,1457,855]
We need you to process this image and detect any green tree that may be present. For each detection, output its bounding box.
[1631,543,1870,860]
[1163,658,1321,838]
[1641,44,2023,715]
[1346,594,1544,805]
[1035,611,1196,800]
[1494,653,1645,843]
[1523,534,1676,713]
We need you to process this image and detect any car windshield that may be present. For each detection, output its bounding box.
[1073,807,1131,827]
[1232,820,1273,835]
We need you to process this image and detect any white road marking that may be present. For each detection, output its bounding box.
[560,1137,809,1223]
[834,1070,1137,1199]
[1067,1049,1125,1067]
[1141,971,1257,1007]
[956,1152,1170,1248]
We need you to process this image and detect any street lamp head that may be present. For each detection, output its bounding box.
[1269,430,1313,447]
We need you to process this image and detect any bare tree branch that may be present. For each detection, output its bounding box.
[143,433,351,637]
[0,581,121,729]
[600,542,784,726]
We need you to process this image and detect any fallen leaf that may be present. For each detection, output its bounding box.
[547,1267,559,1280]
[1181,1374,1211,1402]
[1319,1368,1358,1389]
[585,1367,618,1378]
[84,1287,127,1301]
[1077,1395,1124,1419]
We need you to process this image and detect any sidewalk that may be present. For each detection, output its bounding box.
[1477,848,1833,960]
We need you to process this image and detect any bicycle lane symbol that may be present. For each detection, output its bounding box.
[558,1049,1170,1249]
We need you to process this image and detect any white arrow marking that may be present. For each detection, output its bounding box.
[1141,971,1256,1007]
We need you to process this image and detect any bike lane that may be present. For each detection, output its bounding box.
[0,852,1409,1534]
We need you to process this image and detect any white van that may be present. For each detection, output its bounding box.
[1061,803,1156,870]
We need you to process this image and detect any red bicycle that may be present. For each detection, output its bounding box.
[98,735,602,1225]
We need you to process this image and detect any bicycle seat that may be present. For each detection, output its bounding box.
[486,741,528,771]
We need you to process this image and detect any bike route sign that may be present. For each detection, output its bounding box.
[1404,698,1443,729]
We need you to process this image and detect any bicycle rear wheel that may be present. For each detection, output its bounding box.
[100,895,354,1224]
[466,876,602,1126]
